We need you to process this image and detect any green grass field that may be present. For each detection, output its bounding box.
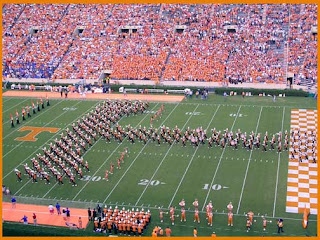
[2,94,317,237]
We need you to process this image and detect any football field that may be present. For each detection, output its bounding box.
[2,94,317,237]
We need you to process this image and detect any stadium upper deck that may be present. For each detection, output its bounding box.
[2,4,317,88]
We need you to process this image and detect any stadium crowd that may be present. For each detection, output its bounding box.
[2,4,317,87]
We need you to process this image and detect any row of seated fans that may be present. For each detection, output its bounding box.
[2,4,317,85]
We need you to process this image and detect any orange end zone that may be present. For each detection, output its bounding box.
[3,91,185,102]
[2,202,89,229]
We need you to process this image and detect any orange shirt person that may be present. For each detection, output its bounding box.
[193,228,197,237]
[208,212,213,226]
[165,227,172,237]
[228,212,233,226]
[247,211,254,225]
[194,209,200,223]
[181,208,186,222]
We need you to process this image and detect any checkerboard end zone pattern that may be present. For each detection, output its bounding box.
[286,109,317,215]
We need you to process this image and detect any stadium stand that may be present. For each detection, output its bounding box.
[2,4,317,89]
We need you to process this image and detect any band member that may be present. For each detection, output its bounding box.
[15,110,20,124]
[10,113,14,127]
[22,107,26,121]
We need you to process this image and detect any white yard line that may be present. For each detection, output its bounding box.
[201,105,242,211]
[103,103,181,203]
[71,103,161,201]
[167,105,221,208]
[3,98,29,114]
[236,106,263,214]
[3,100,101,180]
[2,97,13,103]
[3,100,66,140]
[272,107,285,217]
[135,104,200,206]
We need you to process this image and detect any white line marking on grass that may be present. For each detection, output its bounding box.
[236,106,263,214]
[3,100,101,180]
[3,98,29,115]
[167,105,221,208]
[72,103,160,201]
[201,106,242,211]
[3,99,66,140]
[3,100,73,159]
[103,103,181,203]
[273,107,285,217]
[134,104,200,206]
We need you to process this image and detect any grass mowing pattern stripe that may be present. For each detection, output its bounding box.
[236,106,263,214]
[201,105,242,211]
[273,107,285,217]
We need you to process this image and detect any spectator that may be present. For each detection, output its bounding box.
[33,213,37,226]
[11,196,16,208]
[5,187,10,196]
[49,204,54,215]
[21,215,28,225]
[56,202,61,215]
[88,207,92,221]
[66,207,70,219]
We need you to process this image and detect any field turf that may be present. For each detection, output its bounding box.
[2,94,317,237]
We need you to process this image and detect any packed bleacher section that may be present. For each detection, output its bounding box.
[2,4,317,87]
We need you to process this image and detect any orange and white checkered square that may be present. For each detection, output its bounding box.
[286,109,317,215]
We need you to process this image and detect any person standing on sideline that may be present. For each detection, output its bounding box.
[88,208,92,221]
[33,213,37,226]
[193,227,198,237]
[21,215,28,224]
[66,208,70,220]
[11,196,16,208]
[56,203,61,215]
[49,204,54,214]
[165,227,172,237]
[277,219,284,233]
[78,217,82,229]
